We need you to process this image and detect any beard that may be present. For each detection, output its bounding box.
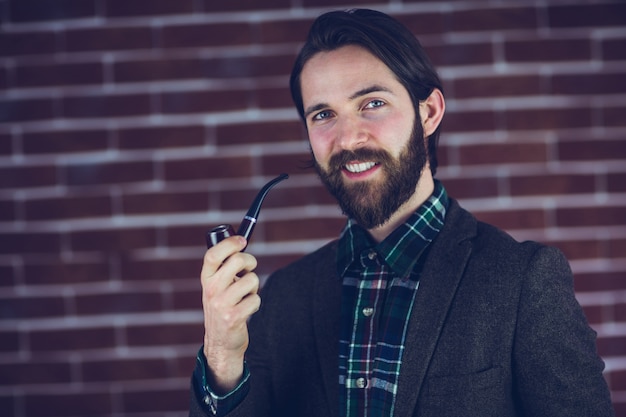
[314,122,428,229]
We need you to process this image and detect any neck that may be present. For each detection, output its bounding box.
[367,169,435,243]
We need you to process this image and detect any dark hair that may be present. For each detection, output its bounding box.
[289,9,444,175]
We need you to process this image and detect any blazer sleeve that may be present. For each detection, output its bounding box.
[513,245,614,416]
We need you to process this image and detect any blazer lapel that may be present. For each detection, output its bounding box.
[394,200,476,416]
[313,242,343,417]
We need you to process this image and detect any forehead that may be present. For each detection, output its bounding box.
[300,45,404,102]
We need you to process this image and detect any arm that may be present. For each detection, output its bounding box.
[514,246,614,416]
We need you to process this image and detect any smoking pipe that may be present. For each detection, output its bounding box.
[206,173,289,250]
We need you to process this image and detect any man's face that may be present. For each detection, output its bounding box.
[299,45,428,229]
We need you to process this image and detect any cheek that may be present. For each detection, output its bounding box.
[307,129,334,163]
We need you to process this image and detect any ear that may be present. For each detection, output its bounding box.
[419,88,445,137]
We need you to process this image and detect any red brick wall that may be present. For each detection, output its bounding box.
[1,1,625,416]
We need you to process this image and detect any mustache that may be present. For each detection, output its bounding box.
[327,148,393,172]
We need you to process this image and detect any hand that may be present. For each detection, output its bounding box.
[200,235,261,393]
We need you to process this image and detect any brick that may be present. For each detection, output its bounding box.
[8,0,97,23]
[29,326,117,352]
[200,0,291,12]
[473,208,546,231]
[70,227,158,252]
[167,224,218,248]
[451,6,537,32]
[0,232,61,255]
[125,322,201,346]
[0,395,15,417]
[458,142,548,166]
[558,139,626,162]
[427,42,493,67]
[0,31,57,57]
[216,121,305,146]
[76,291,163,315]
[254,86,295,110]
[65,26,153,52]
[24,258,111,285]
[0,132,12,155]
[573,271,625,293]
[555,205,625,228]
[161,22,252,48]
[266,217,345,242]
[301,0,379,6]
[122,190,210,215]
[548,3,626,28]
[260,152,324,179]
[596,335,626,357]
[117,125,205,149]
[505,107,592,130]
[505,38,591,63]
[443,109,497,132]
[552,71,626,95]
[0,360,71,385]
[203,54,294,79]
[608,238,626,259]
[120,258,200,282]
[549,238,604,261]
[160,89,250,114]
[24,392,112,417]
[25,195,112,221]
[164,155,253,181]
[65,160,154,186]
[105,0,194,17]
[63,93,151,118]
[603,38,626,61]
[121,387,190,413]
[0,66,6,89]
[608,172,626,192]
[0,295,66,319]
[82,357,171,382]
[0,199,15,222]
[258,18,314,44]
[509,173,596,197]
[0,165,58,188]
[114,57,206,83]
[23,129,109,155]
[609,369,626,392]
[0,97,55,122]
[443,177,499,199]
[603,105,626,127]
[395,13,446,36]
[0,330,19,352]
[171,289,202,311]
[16,62,103,87]
[219,182,333,212]
[452,75,543,99]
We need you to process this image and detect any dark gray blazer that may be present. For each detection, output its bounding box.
[191,199,614,417]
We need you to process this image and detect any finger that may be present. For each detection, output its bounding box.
[202,235,248,277]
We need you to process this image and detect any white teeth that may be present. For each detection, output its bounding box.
[345,162,376,173]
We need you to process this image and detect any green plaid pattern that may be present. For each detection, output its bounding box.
[337,180,448,417]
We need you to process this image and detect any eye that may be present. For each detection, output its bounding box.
[312,110,333,121]
[364,99,385,110]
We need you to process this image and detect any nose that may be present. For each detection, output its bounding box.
[336,115,368,152]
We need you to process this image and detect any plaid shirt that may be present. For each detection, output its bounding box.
[337,180,448,417]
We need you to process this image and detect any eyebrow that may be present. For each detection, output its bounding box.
[303,84,393,119]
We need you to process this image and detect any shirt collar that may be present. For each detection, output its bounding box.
[336,179,449,279]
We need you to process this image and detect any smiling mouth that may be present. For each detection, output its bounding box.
[344,161,377,173]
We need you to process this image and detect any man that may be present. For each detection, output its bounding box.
[189,9,614,417]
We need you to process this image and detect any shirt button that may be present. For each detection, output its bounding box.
[356,377,368,389]
[367,250,377,260]
[362,307,374,317]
